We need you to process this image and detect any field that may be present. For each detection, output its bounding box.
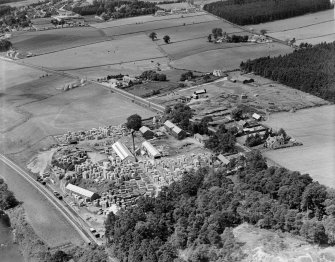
[250,9,335,44]
[11,27,110,55]
[150,72,329,117]
[21,34,168,71]
[170,43,293,72]
[264,105,335,187]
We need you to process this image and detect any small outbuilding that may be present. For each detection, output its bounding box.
[252,113,262,121]
[217,154,230,166]
[139,126,154,139]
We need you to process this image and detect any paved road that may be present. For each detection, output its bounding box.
[0,154,98,246]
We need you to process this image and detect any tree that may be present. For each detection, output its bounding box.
[180,71,194,81]
[0,39,12,52]
[301,182,327,215]
[260,29,267,35]
[212,28,223,40]
[49,251,71,262]
[149,32,157,41]
[163,35,170,44]
[231,108,243,120]
[126,114,142,131]
[207,34,212,42]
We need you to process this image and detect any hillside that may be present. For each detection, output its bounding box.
[240,42,335,102]
[204,0,333,25]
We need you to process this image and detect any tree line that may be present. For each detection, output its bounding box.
[73,0,157,18]
[105,151,335,261]
[240,42,335,102]
[204,0,333,25]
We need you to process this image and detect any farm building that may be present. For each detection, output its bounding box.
[192,89,207,99]
[217,154,230,165]
[112,141,135,161]
[164,120,186,139]
[213,69,227,77]
[65,183,100,201]
[265,135,285,149]
[237,76,254,84]
[237,120,248,128]
[252,113,262,121]
[142,141,161,159]
[194,133,210,145]
[139,126,154,139]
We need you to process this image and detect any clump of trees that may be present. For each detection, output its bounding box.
[149,32,157,41]
[245,133,264,147]
[204,0,332,25]
[73,0,157,18]
[205,124,237,154]
[105,150,335,262]
[140,70,167,81]
[0,39,12,51]
[126,114,142,131]
[0,178,19,210]
[164,103,193,130]
[240,42,335,102]
[163,35,170,44]
[180,71,194,81]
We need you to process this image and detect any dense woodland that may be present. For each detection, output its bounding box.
[0,39,12,51]
[105,151,335,261]
[73,0,157,18]
[0,178,18,210]
[204,0,332,25]
[240,42,335,102]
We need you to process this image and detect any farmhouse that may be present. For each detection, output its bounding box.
[112,141,135,161]
[142,141,161,159]
[65,183,100,201]
[139,126,154,139]
[194,133,210,145]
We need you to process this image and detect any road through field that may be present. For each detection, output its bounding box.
[0,158,86,247]
[264,105,335,188]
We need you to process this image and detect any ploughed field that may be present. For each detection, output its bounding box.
[264,105,335,188]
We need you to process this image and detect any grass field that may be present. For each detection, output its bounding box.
[12,27,109,55]
[21,34,167,70]
[170,42,293,72]
[250,9,335,44]
[264,105,335,187]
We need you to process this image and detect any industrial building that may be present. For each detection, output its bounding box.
[142,141,161,159]
[65,183,100,201]
[112,141,135,161]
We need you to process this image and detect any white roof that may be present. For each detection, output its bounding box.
[164,120,175,129]
[218,154,230,165]
[139,126,151,134]
[194,89,206,95]
[172,126,183,134]
[112,141,134,161]
[65,183,95,198]
[142,141,161,158]
[252,113,261,120]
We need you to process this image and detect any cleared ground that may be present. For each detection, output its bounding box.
[21,34,167,70]
[250,9,335,44]
[170,42,293,72]
[11,27,109,55]
[264,105,335,187]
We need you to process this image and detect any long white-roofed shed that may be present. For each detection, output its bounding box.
[65,183,100,201]
[112,141,135,161]
[142,141,161,159]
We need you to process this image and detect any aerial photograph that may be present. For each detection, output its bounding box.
[0,0,334,261]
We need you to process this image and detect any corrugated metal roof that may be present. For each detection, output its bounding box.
[172,126,183,134]
[142,141,161,158]
[65,183,95,198]
[112,141,134,161]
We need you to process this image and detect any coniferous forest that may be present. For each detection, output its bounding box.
[105,151,335,262]
[240,42,335,102]
[204,0,332,25]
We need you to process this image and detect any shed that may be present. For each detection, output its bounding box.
[112,141,135,161]
[65,183,99,201]
[217,154,230,165]
[252,113,261,120]
[164,120,175,131]
[142,141,161,159]
[172,126,186,140]
[139,126,154,139]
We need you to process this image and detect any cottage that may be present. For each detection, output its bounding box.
[139,126,154,139]
[194,133,210,145]
[65,183,100,201]
[217,154,230,166]
[265,135,285,149]
[142,141,161,159]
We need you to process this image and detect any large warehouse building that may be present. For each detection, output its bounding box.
[112,141,135,162]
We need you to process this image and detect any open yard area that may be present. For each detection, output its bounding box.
[264,105,335,187]
[20,34,168,71]
[250,9,335,44]
[170,42,293,72]
[11,27,110,56]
